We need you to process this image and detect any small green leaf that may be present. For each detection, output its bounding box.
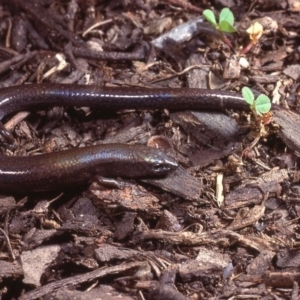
[203,9,218,27]
[219,8,234,26]
[242,87,254,105]
[219,21,236,33]
[255,94,271,114]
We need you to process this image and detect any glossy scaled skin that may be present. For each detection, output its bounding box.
[0,83,247,193]
[0,83,248,119]
[0,144,177,192]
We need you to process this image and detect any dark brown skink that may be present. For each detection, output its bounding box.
[0,83,247,119]
[0,144,177,192]
[0,83,247,193]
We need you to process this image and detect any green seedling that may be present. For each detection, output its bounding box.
[203,8,236,33]
[242,87,271,116]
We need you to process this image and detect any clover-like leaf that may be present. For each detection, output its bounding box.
[219,8,234,26]
[242,87,254,105]
[219,21,236,33]
[203,9,218,27]
[255,94,271,114]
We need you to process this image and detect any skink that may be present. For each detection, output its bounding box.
[0,144,177,192]
[0,83,247,193]
[0,83,247,118]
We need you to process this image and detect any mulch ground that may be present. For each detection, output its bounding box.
[0,0,300,299]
